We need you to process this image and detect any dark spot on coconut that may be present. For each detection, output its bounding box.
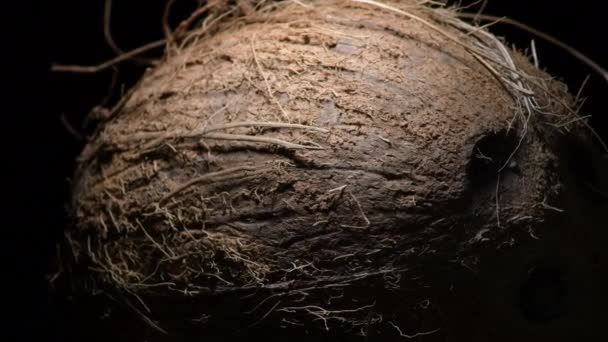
[218,54,233,63]
[275,181,295,194]
[519,264,568,323]
[95,149,114,166]
[466,130,519,190]
[159,90,177,100]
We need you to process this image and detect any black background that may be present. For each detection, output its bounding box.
[6,0,606,341]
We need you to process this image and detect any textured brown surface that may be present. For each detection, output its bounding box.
[62,1,605,341]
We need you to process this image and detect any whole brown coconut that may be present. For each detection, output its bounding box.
[58,0,607,341]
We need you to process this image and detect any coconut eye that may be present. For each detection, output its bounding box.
[466,130,519,190]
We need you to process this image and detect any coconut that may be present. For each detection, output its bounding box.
[57,1,607,341]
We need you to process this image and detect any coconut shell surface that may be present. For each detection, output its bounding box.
[60,1,607,341]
